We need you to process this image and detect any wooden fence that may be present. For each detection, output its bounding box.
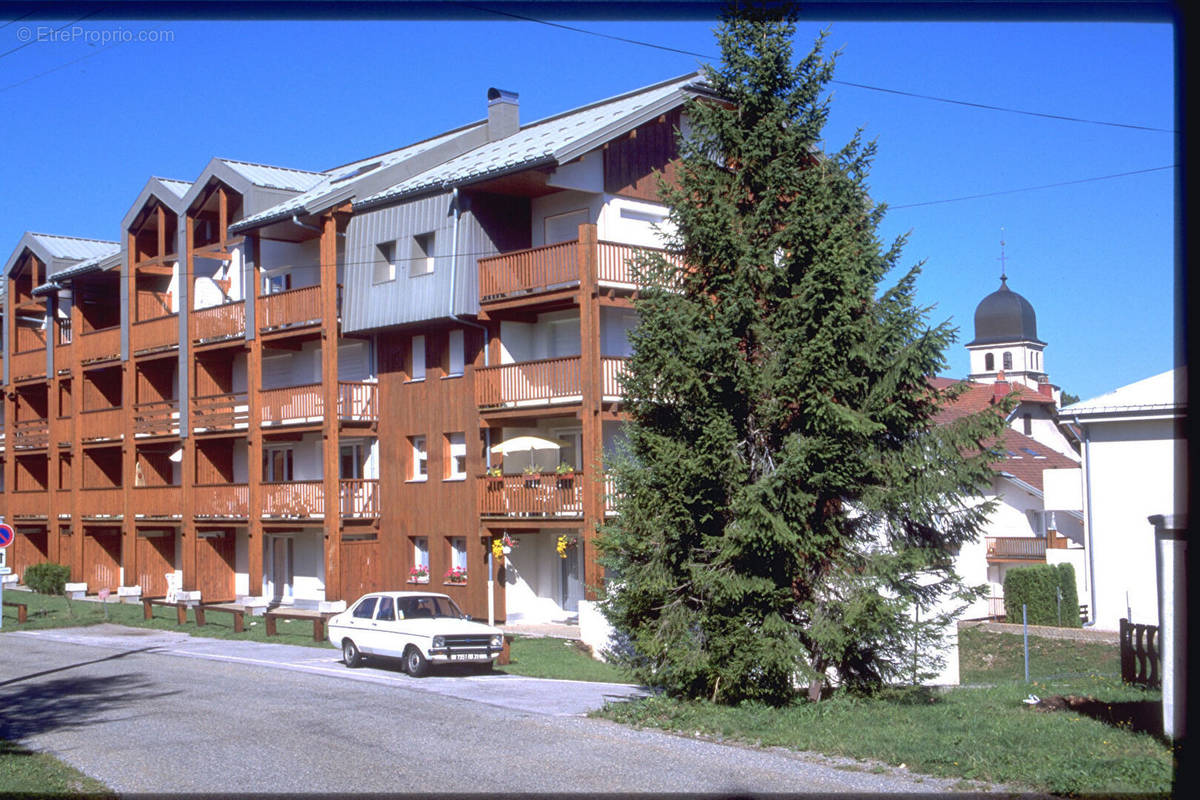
[1119,618,1160,689]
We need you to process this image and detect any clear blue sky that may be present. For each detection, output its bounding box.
[0,10,1177,401]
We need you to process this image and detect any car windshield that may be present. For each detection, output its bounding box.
[397,595,463,620]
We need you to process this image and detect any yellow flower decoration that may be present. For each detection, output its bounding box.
[492,538,504,559]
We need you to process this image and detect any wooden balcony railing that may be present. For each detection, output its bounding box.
[261,384,322,426]
[479,239,681,302]
[259,285,323,332]
[10,349,45,381]
[58,317,73,347]
[986,536,1047,561]
[192,301,246,343]
[479,240,578,301]
[476,356,581,408]
[131,314,179,354]
[340,479,379,518]
[11,418,49,449]
[338,381,378,422]
[602,357,630,397]
[80,408,123,442]
[79,487,124,518]
[479,472,584,518]
[194,483,249,518]
[192,392,249,433]
[133,400,180,437]
[8,491,49,519]
[475,356,629,408]
[78,326,121,364]
[132,485,182,518]
[262,480,324,518]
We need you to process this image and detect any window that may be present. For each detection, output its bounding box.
[352,597,378,619]
[264,272,292,295]
[375,595,395,621]
[340,442,366,479]
[447,329,464,377]
[410,335,426,381]
[985,353,995,371]
[373,241,397,283]
[1002,351,1013,371]
[445,432,466,480]
[411,232,435,277]
[1027,509,1045,537]
[1022,413,1032,435]
[410,436,427,481]
[410,536,430,583]
[450,536,467,570]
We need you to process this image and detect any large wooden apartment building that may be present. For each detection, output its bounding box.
[0,74,706,622]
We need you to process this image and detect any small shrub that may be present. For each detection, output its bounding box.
[1004,563,1081,627]
[23,562,71,595]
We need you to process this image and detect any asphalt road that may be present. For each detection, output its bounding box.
[1,625,992,795]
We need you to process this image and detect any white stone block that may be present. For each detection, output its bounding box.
[65,582,88,599]
[175,590,202,606]
[318,600,347,614]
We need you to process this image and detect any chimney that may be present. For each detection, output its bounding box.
[992,380,1010,402]
[1038,381,1054,398]
[487,87,519,142]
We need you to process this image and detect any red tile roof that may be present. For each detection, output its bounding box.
[991,428,1079,491]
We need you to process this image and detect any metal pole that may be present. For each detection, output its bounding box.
[1057,586,1062,627]
[487,548,495,628]
[1023,604,1029,682]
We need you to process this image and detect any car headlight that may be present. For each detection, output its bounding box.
[432,636,445,648]
[490,634,503,648]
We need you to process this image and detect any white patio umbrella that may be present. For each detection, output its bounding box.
[489,435,560,473]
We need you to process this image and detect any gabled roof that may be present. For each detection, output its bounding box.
[156,178,192,199]
[1061,366,1185,420]
[932,377,1056,424]
[218,159,325,192]
[993,428,1079,492]
[229,122,488,234]
[33,249,123,296]
[122,176,194,231]
[4,231,120,285]
[356,72,705,209]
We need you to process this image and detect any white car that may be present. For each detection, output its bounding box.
[328,591,504,677]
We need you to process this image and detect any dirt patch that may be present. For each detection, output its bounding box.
[1031,694,1163,739]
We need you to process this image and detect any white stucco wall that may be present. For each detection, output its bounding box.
[503,530,575,623]
[1081,416,1185,630]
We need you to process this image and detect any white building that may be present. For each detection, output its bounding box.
[1061,367,1187,630]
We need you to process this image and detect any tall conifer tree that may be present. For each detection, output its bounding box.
[597,8,1006,705]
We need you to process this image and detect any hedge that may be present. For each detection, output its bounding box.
[23,562,72,595]
[1003,562,1081,628]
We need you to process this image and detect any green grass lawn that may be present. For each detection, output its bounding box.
[593,627,1175,796]
[0,739,114,797]
[958,623,1122,685]
[498,636,629,683]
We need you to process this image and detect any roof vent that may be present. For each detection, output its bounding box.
[487,87,519,142]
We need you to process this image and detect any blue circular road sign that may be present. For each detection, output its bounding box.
[0,523,14,549]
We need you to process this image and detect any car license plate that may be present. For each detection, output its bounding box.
[450,653,487,661]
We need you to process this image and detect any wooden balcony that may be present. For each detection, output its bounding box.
[8,490,49,519]
[80,408,124,443]
[79,487,124,519]
[340,479,380,518]
[194,483,249,518]
[261,384,322,426]
[476,356,628,409]
[11,418,49,449]
[260,382,378,426]
[259,285,323,333]
[479,239,679,303]
[133,401,180,437]
[192,301,246,343]
[986,536,1047,562]
[78,326,121,364]
[131,314,179,355]
[337,381,378,423]
[261,479,380,519]
[192,392,249,433]
[262,480,324,519]
[10,349,45,381]
[132,485,182,518]
[479,472,584,518]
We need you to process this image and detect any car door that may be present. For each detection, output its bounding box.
[343,595,379,653]
[371,594,403,657]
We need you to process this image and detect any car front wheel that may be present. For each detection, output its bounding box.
[404,646,429,678]
[342,639,363,668]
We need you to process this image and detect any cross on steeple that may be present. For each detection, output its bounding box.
[998,227,1008,285]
